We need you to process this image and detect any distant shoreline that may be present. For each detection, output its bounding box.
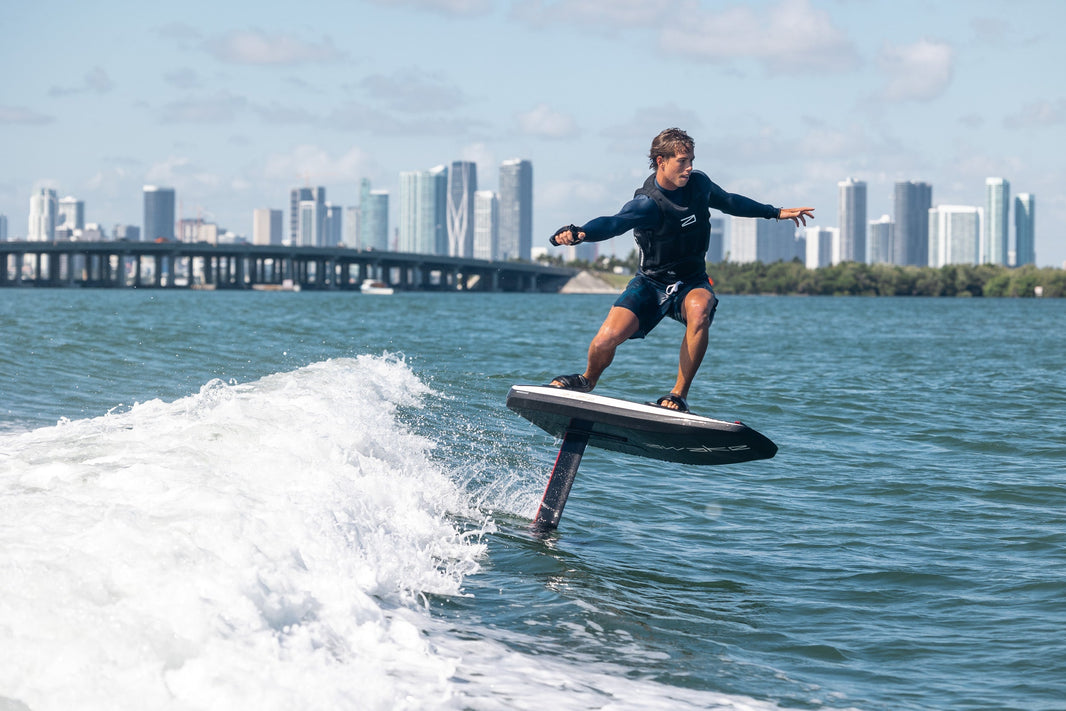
[567,261,1066,298]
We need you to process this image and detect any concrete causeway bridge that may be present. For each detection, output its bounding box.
[0,240,577,292]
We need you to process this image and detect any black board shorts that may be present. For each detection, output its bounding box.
[614,272,718,339]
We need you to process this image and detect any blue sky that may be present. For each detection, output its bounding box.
[3,0,1064,266]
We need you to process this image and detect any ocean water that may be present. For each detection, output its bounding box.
[1,288,1064,711]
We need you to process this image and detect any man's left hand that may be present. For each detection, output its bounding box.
[779,207,815,226]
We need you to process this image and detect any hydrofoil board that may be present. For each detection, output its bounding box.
[507,385,776,466]
[507,385,776,531]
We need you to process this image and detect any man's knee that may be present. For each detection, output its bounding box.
[594,308,639,346]
[684,292,716,327]
[592,323,633,350]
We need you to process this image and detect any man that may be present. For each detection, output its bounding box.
[549,127,814,412]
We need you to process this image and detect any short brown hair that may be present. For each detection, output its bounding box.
[648,128,694,170]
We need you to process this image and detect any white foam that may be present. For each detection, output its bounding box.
[0,355,786,711]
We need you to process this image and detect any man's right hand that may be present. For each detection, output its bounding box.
[550,224,585,246]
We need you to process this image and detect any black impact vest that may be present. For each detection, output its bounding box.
[633,172,712,282]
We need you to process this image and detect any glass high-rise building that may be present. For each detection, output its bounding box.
[447,161,477,258]
[868,215,895,265]
[298,200,319,247]
[345,206,359,248]
[358,179,390,251]
[399,166,447,255]
[142,185,175,242]
[252,208,283,246]
[984,178,1009,266]
[707,217,725,263]
[1014,193,1035,266]
[929,205,981,267]
[730,217,800,264]
[473,190,498,261]
[58,196,85,231]
[893,181,932,266]
[838,178,866,263]
[29,188,58,242]
[805,227,835,268]
[289,186,325,246]
[498,159,533,261]
[324,204,343,247]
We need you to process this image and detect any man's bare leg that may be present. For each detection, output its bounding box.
[664,289,717,409]
[551,307,639,390]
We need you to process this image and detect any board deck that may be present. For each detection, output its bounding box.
[507,385,777,466]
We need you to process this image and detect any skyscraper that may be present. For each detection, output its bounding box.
[359,179,390,251]
[399,166,447,254]
[28,188,58,242]
[344,206,359,248]
[58,196,85,231]
[0,214,8,241]
[837,178,866,263]
[473,190,498,261]
[114,224,139,241]
[1014,193,1035,266]
[730,217,800,264]
[984,177,1009,266]
[805,226,835,268]
[498,159,533,261]
[325,204,343,246]
[252,208,283,246]
[298,200,318,247]
[447,161,477,258]
[893,181,932,266]
[708,217,725,263]
[929,205,981,267]
[143,186,175,242]
[290,186,325,246]
[868,215,894,265]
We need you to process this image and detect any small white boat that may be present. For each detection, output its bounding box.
[360,279,394,295]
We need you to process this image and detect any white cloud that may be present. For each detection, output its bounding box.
[85,166,131,194]
[47,66,114,97]
[512,0,673,29]
[879,39,954,102]
[460,143,496,179]
[658,0,858,73]
[1003,99,1066,129]
[163,68,202,90]
[84,66,114,93]
[205,30,345,65]
[0,105,54,125]
[540,178,614,211]
[159,92,249,124]
[365,0,492,16]
[601,106,705,154]
[263,145,374,183]
[361,69,467,112]
[145,156,193,184]
[517,104,578,139]
[325,102,479,135]
[511,0,856,72]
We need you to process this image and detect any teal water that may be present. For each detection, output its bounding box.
[1,289,1064,710]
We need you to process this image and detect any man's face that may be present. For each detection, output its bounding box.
[657,150,694,191]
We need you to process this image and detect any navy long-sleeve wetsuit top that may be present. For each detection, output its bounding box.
[578,171,778,243]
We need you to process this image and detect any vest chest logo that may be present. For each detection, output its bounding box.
[680,214,697,227]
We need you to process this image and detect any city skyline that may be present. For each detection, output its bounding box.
[2,0,1064,265]
[0,166,1039,268]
